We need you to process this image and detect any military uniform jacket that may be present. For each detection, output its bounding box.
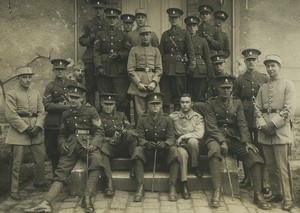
[93,27,129,77]
[198,22,222,53]
[100,110,131,138]
[205,97,252,144]
[190,35,213,78]
[169,110,205,140]
[221,31,230,58]
[58,103,105,156]
[79,16,109,63]
[126,28,159,48]
[136,112,175,147]
[255,77,296,145]
[233,70,269,128]
[160,26,195,76]
[127,45,162,97]
[5,84,45,145]
[43,77,76,130]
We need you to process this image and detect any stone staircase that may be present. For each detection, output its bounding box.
[70,156,240,196]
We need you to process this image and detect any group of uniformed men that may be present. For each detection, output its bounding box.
[4,0,295,212]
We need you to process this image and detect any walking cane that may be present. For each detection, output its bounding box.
[151,148,158,193]
[224,157,234,200]
[86,133,90,190]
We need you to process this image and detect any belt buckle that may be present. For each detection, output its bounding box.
[28,112,32,117]
[145,67,150,72]
[267,109,272,114]
[223,124,228,128]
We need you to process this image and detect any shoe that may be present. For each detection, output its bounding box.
[192,167,203,178]
[282,201,293,211]
[104,180,115,197]
[240,176,252,188]
[10,192,21,201]
[181,182,191,199]
[81,196,94,213]
[24,200,52,213]
[253,192,271,210]
[266,194,283,203]
[133,184,144,202]
[129,168,135,179]
[168,185,177,202]
[210,188,221,208]
[34,183,50,192]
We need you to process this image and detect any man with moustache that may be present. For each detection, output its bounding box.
[5,67,47,200]
[66,60,86,87]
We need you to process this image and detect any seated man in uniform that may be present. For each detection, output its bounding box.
[25,84,105,213]
[204,75,271,210]
[132,92,180,202]
[169,93,205,199]
[98,93,138,196]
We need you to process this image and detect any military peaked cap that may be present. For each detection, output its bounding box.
[51,59,70,69]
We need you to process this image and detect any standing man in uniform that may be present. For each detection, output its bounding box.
[93,7,130,117]
[66,60,86,87]
[213,10,231,58]
[132,92,180,202]
[99,93,138,195]
[233,49,270,190]
[255,54,295,211]
[79,0,109,106]
[205,75,271,210]
[126,8,159,48]
[169,94,205,199]
[127,25,162,121]
[121,13,135,33]
[160,8,195,112]
[26,84,105,213]
[5,67,47,200]
[206,53,230,99]
[184,15,213,102]
[198,5,223,54]
[44,59,76,174]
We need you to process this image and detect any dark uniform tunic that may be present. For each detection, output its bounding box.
[159,26,195,109]
[100,110,137,158]
[79,16,109,105]
[205,96,264,168]
[198,22,223,54]
[132,112,177,167]
[93,27,130,111]
[187,35,213,102]
[54,103,105,183]
[43,77,76,172]
[233,70,269,130]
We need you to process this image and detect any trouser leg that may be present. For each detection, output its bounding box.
[177,147,188,182]
[30,143,46,185]
[186,138,199,168]
[10,145,24,193]
[86,170,101,196]
[45,129,59,174]
[44,181,64,202]
[134,159,144,186]
[209,156,222,190]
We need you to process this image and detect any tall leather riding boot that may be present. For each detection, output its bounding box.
[250,163,271,210]
[83,170,99,211]
[209,157,222,208]
[45,181,64,202]
[240,162,252,188]
[134,159,144,202]
[102,155,114,197]
[168,162,179,202]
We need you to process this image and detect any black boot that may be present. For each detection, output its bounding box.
[104,179,115,197]
[168,184,177,202]
[240,175,252,188]
[253,192,271,210]
[81,196,94,213]
[210,188,221,208]
[134,184,144,202]
[181,182,191,199]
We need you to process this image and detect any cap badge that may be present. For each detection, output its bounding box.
[97,2,100,4]
[108,96,111,99]
[111,10,113,14]
[225,78,229,83]
[191,18,193,21]
[221,14,224,17]
[59,61,62,65]
[204,7,207,10]
[74,88,78,92]
[127,16,130,19]
[154,95,157,100]
[249,51,252,55]
[217,56,220,60]
[172,10,175,14]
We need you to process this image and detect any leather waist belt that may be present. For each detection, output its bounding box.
[260,109,280,114]
[18,112,37,117]
[217,123,235,128]
[135,68,155,72]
